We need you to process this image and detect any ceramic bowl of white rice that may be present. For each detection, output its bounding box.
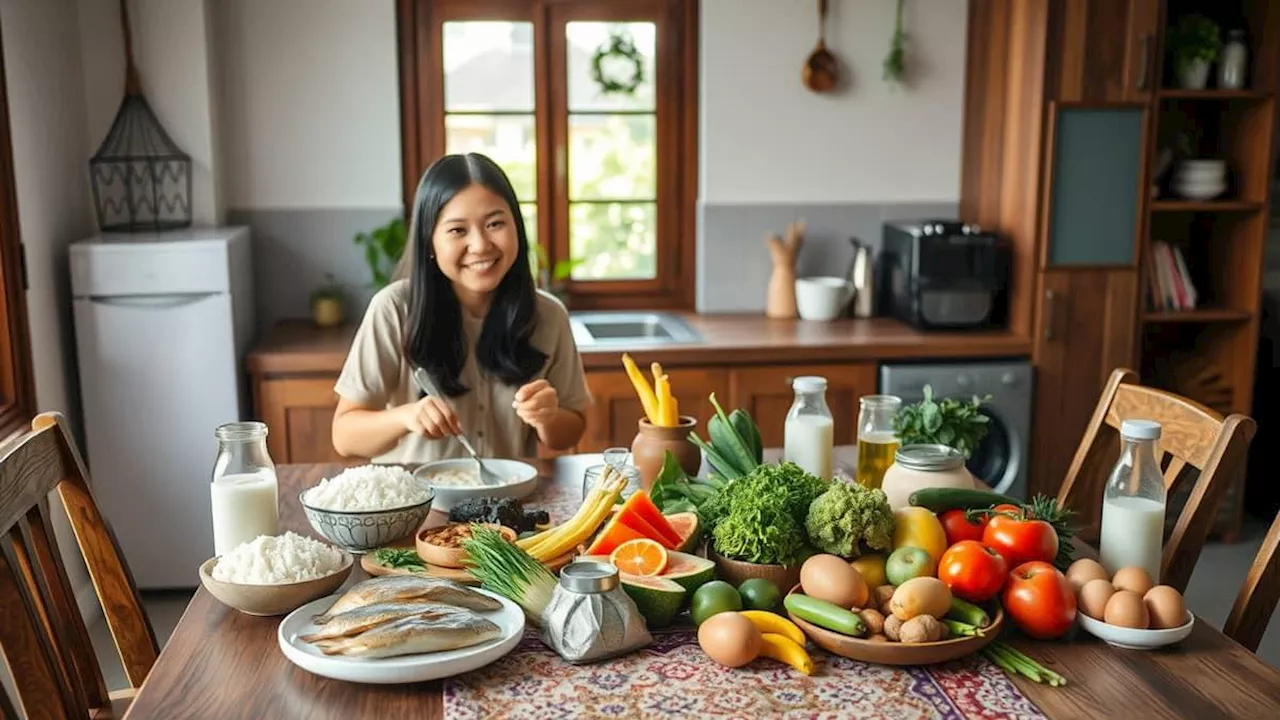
[199,532,353,616]
[299,465,435,553]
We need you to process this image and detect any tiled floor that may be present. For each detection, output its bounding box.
[90,519,1280,691]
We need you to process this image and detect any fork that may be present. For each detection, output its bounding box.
[412,367,505,487]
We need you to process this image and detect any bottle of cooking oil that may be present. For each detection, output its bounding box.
[856,395,901,489]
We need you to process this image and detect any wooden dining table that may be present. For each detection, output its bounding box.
[123,451,1280,719]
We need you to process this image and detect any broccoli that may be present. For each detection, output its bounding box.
[804,480,895,558]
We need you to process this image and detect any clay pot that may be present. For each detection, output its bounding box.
[630,416,701,491]
[709,545,802,594]
[312,297,345,328]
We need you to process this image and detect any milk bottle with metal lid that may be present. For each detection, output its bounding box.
[784,376,834,479]
[210,422,279,555]
[1098,419,1167,582]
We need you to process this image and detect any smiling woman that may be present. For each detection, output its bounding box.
[330,153,594,465]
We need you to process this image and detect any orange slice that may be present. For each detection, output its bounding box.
[609,538,669,577]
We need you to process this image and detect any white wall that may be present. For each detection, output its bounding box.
[215,0,401,209]
[700,0,968,204]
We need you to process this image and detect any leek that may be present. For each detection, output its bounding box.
[462,525,557,623]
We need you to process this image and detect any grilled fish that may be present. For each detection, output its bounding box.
[313,576,500,624]
[311,611,501,659]
[299,601,469,643]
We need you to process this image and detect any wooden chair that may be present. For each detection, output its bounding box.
[1223,509,1280,653]
[0,412,158,718]
[1057,368,1256,594]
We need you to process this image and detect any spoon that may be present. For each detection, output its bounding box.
[411,367,505,487]
[803,0,839,93]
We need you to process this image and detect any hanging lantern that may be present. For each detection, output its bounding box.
[89,0,192,232]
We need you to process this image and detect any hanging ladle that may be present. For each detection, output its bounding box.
[803,0,839,93]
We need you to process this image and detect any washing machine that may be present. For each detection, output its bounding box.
[878,361,1033,500]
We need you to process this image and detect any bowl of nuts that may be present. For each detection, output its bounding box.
[415,523,517,569]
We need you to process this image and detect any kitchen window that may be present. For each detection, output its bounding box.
[398,0,699,310]
[0,28,36,441]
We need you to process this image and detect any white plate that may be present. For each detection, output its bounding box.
[1077,610,1195,650]
[277,588,525,684]
[412,458,539,512]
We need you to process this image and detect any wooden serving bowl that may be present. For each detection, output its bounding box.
[199,552,354,617]
[785,585,1004,666]
[416,523,516,569]
[709,545,801,592]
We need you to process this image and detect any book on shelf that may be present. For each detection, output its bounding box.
[1145,241,1199,312]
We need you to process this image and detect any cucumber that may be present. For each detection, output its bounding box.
[947,597,991,628]
[908,487,1020,513]
[784,593,867,637]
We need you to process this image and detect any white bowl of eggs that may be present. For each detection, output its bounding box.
[1066,559,1195,650]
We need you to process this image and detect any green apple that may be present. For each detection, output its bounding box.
[885,546,936,586]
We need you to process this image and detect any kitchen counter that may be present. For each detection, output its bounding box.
[246,315,1031,375]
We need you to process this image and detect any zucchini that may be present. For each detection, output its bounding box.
[947,597,991,628]
[784,593,867,637]
[908,487,1020,513]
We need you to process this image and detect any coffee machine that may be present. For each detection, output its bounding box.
[878,220,1011,331]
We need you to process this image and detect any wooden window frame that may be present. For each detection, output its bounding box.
[0,27,36,441]
[396,0,699,310]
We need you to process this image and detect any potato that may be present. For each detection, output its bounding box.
[889,577,953,621]
[883,614,904,641]
[858,609,885,636]
[899,615,945,643]
[873,585,896,610]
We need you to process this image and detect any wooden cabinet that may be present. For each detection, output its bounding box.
[255,377,360,466]
[1053,0,1160,103]
[578,367,729,453]
[1031,270,1139,508]
[729,363,878,450]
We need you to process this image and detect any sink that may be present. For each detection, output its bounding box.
[568,311,703,346]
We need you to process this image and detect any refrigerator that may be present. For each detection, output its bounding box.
[70,227,255,589]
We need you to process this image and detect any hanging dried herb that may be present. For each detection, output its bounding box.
[883,0,908,87]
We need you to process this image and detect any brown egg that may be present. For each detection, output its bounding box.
[1111,566,1155,597]
[1079,578,1116,620]
[697,612,762,668]
[1066,559,1109,594]
[800,554,870,609]
[1143,585,1188,629]
[1104,590,1150,629]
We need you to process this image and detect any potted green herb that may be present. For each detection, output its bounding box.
[354,217,407,288]
[1167,14,1222,90]
[529,243,584,306]
[309,274,347,328]
[890,385,992,458]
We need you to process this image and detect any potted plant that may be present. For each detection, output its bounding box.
[529,243,584,306]
[354,217,408,288]
[890,385,992,458]
[1167,14,1222,90]
[310,274,347,328]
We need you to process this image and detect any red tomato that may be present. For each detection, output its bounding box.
[1003,561,1077,639]
[939,509,988,545]
[937,540,1008,602]
[982,508,1058,569]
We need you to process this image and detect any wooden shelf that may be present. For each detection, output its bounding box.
[1142,308,1253,323]
[1158,89,1272,100]
[1150,200,1264,212]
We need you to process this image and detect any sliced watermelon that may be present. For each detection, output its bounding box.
[615,511,678,550]
[583,513,645,555]
[664,512,701,553]
[618,491,682,547]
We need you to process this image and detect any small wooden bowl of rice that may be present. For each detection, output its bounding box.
[199,532,354,616]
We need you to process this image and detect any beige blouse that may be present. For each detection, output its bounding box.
[334,280,593,464]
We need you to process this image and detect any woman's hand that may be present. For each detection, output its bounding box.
[512,379,559,429]
[400,396,463,439]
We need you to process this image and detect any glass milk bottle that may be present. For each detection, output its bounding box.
[1098,419,1167,582]
[210,422,279,555]
[856,395,901,489]
[784,376,834,479]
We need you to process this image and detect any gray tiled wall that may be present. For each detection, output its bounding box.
[696,201,958,313]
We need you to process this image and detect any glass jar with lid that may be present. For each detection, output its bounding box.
[784,376,835,479]
[210,421,279,555]
[856,394,902,490]
[880,443,975,510]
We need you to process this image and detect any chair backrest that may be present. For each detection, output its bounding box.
[1224,509,1280,653]
[0,412,157,717]
[1057,368,1256,593]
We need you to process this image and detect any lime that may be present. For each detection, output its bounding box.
[737,578,782,611]
[690,580,743,625]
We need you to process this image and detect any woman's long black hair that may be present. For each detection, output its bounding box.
[404,153,547,397]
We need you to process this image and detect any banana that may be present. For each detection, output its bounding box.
[758,633,814,676]
[740,610,806,647]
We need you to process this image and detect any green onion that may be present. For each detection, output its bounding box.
[982,642,1067,686]
[374,548,426,571]
[461,524,557,624]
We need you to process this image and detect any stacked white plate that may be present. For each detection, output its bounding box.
[1172,159,1227,200]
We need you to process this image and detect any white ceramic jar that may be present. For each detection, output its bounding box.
[880,444,974,510]
[1218,30,1249,89]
